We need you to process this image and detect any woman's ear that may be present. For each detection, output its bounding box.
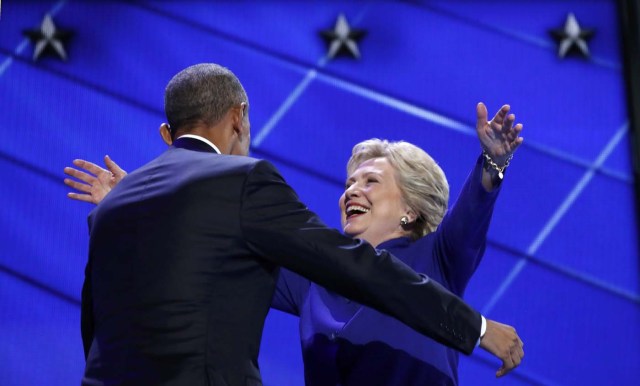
[159,123,173,145]
[405,208,418,224]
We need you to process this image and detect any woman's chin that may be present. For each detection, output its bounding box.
[342,225,359,238]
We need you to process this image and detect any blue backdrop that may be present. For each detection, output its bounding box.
[0,1,638,385]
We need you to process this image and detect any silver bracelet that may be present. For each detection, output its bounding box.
[482,150,513,180]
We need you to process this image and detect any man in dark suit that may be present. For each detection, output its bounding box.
[75,63,522,385]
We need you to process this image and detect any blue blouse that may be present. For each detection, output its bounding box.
[272,157,500,385]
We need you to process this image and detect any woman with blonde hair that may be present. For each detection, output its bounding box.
[65,102,523,385]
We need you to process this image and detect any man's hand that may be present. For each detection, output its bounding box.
[479,319,524,377]
[64,155,127,205]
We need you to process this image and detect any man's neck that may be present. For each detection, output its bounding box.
[176,134,222,154]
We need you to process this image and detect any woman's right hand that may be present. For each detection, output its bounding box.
[64,155,127,205]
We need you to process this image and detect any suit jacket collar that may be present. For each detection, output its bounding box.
[172,136,221,154]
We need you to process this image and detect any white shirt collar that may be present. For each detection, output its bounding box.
[176,134,222,154]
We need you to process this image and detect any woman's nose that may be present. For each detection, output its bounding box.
[345,184,361,198]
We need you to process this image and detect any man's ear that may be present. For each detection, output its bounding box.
[159,123,173,146]
[231,104,245,136]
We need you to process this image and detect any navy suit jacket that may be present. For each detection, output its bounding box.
[81,137,481,386]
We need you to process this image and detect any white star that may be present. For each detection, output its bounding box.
[550,13,594,58]
[320,14,366,59]
[23,14,73,61]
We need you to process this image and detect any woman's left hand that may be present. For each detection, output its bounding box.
[476,102,524,166]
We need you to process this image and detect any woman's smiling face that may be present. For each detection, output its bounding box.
[339,157,413,247]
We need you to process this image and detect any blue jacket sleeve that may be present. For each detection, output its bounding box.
[271,269,310,316]
[433,155,501,295]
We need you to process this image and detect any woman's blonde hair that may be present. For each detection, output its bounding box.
[346,139,449,239]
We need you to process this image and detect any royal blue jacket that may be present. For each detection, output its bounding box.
[273,157,499,386]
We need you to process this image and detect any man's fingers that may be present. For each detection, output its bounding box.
[501,339,524,376]
[511,347,522,367]
[515,337,525,361]
[496,363,512,378]
[498,347,517,377]
[496,363,510,378]
[481,320,524,378]
[64,178,92,193]
[516,344,525,363]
